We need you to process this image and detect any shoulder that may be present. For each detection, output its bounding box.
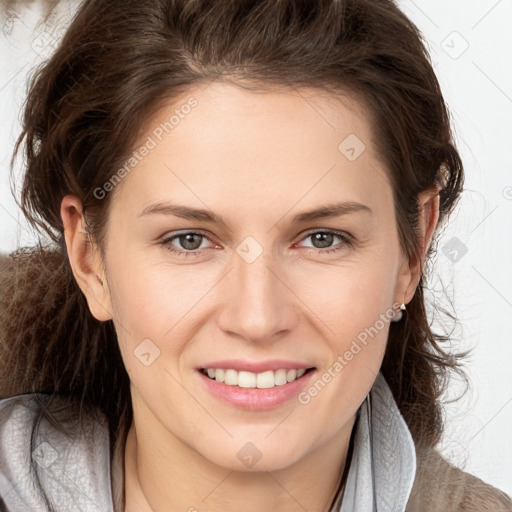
[0,393,114,512]
[406,444,512,512]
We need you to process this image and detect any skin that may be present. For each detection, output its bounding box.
[61,81,440,511]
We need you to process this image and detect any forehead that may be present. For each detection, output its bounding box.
[152,81,374,148]
[110,81,393,222]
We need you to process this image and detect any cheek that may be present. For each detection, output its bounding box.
[106,244,183,330]
[105,251,217,369]
[294,254,397,335]
[294,258,395,396]
[105,262,190,402]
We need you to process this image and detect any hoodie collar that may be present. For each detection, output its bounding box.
[332,371,417,511]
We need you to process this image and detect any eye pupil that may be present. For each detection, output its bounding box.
[180,233,202,250]
[312,232,334,249]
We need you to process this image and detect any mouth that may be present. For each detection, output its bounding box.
[199,367,316,389]
[196,363,317,410]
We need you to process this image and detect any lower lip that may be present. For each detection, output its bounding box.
[197,369,316,411]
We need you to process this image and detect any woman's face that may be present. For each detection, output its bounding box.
[79,82,417,471]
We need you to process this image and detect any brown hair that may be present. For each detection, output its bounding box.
[1,0,468,506]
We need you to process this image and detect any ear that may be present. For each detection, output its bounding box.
[394,183,441,305]
[60,195,113,321]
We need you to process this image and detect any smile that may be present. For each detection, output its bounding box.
[196,363,317,410]
[199,367,314,388]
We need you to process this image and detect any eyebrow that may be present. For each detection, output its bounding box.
[291,201,372,222]
[138,200,372,226]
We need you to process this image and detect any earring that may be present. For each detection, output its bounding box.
[392,299,407,322]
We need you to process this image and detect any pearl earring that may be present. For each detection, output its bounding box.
[392,300,407,322]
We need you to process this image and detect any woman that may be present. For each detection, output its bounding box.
[0,0,510,510]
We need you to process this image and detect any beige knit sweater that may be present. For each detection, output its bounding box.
[407,445,511,511]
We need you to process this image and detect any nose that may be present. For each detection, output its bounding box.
[215,245,299,344]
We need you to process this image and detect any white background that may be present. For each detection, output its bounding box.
[1,0,511,497]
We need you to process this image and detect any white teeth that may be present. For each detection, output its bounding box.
[274,369,288,386]
[238,371,256,388]
[224,369,238,386]
[286,369,297,382]
[256,370,274,389]
[203,367,310,388]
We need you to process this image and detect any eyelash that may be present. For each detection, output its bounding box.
[159,229,354,258]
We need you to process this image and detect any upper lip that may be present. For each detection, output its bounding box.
[199,359,316,373]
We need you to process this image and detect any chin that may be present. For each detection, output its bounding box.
[198,437,309,473]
